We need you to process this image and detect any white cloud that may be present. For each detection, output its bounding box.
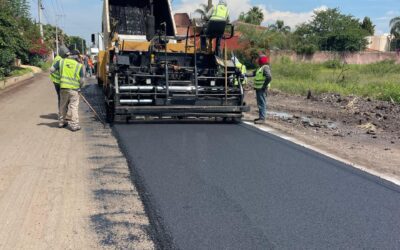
[173,0,328,28]
[261,5,328,28]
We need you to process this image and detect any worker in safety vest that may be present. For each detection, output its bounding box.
[50,55,63,106]
[208,0,229,23]
[204,0,229,55]
[247,55,272,124]
[232,56,248,86]
[49,47,69,110]
[50,50,85,131]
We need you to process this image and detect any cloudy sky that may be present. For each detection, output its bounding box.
[30,0,399,44]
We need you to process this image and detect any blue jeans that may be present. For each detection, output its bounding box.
[256,88,267,120]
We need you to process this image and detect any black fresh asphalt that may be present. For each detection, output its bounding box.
[113,122,400,249]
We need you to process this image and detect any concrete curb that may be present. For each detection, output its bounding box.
[0,68,42,90]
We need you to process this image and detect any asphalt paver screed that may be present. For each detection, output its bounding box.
[114,123,400,249]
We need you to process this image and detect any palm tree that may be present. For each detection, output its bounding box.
[246,7,264,25]
[269,20,291,33]
[390,17,400,37]
[238,7,264,25]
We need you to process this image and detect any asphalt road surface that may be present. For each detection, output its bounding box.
[114,123,400,249]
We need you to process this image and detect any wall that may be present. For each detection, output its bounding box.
[271,51,400,64]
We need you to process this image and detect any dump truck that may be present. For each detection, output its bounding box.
[97,0,249,122]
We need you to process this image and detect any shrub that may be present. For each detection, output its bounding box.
[28,54,43,67]
[295,44,317,55]
[0,49,16,78]
[323,59,342,69]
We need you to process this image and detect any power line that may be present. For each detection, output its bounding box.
[55,14,65,55]
[49,0,58,15]
[42,7,53,24]
[54,0,66,30]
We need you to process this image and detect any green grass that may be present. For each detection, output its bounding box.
[38,61,52,71]
[9,67,33,77]
[269,60,400,103]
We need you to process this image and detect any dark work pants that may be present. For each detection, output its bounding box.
[205,20,226,56]
[256,88,267,120]
[206,20,226,37]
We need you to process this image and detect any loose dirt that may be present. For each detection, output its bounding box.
[244,89,400,180]
[0,74,154,249]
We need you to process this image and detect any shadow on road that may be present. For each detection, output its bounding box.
[90,211,142,246]
[87,146,154,249]
[37,121,59,128]
[40,113,58,120]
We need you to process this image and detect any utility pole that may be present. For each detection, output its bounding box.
[38,0,44,42]
[81,39,84,54]
[55,25,59,55]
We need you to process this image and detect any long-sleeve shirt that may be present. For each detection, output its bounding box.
[247,65,272,88]
[50,59,85,86]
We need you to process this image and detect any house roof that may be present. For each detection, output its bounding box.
[174,13,191,27]
[231,21,268,30]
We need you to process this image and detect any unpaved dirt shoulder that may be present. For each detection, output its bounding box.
[81,82,155,249]
[0,75,154,249]
[244,89,400,180]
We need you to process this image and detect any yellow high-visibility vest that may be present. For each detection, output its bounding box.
[60,58,82,90]
[254,67,266,89]
[210,4,229,21]
[50,55,62,84]
[234,61,247,86]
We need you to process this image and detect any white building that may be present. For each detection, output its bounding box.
[366,35,393,52]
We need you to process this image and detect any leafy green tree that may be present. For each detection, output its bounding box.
[66,36,87,54]
[43,24,69,51]
[293,23,318,54]
[390,17,400,50]
[361,17,375,36]
[235,23,271,67]
[238,7,264,25]
[269,20,291,33]
[0,1,30,77]
[5,0,30,18]
[293,8,368,53]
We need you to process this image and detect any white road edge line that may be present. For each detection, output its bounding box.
[243,121,400,187]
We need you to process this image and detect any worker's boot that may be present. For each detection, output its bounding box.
[254,118,265,124]
[69,125,81,132]
[58,122,67,128]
